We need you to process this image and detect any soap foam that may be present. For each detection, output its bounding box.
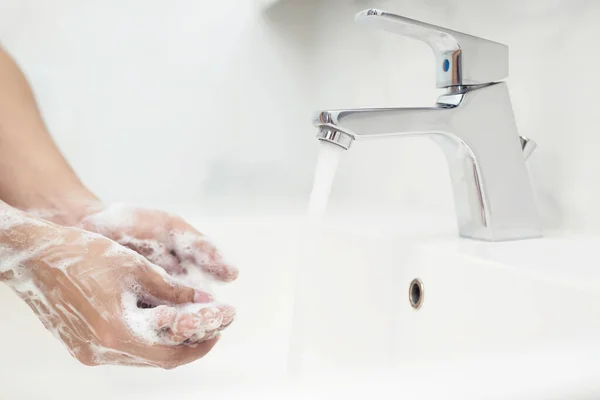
[121,289,221,346]
[171,230,237,282]
[0,203,231,367]
[0,208,164,365]
[0,207,47,230]
[121,291,163,345]
[80,202,137,232]
[89,343,156,367]
[113,230,220,293]
[175,260,216,294]
[9,278,81,357]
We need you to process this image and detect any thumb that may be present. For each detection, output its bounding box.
[135,263,213,305]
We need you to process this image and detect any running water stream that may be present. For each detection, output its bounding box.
[288,140,345,374]
[307,141,345,222]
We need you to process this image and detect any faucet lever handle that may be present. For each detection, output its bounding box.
[355,9,509,88]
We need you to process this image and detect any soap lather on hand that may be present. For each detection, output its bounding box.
[0,45,238,369]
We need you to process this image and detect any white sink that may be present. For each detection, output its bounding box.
[2,210,600,399]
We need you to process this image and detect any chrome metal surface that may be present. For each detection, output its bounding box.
[409,278,424,310]
[355,9,508,88]
[311,9,542,242]
[520,136,537,160]
[313,83,541,241]
[317,127,353,150]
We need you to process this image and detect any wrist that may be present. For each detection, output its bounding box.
[24,189,104,226]
[0,126,104,225]
[0,201,52,281]
[1,174,104,226]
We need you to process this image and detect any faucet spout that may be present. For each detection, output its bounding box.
[315,105,455,139]
[312,83,542,241]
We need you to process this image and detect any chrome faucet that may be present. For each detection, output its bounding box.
[312,9,542,242]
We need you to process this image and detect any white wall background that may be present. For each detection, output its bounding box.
[0,1,599,398]
[0,0,318,213]
[0,0,598,230]
[309,0,600,234]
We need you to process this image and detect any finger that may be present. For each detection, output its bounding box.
[147,337,220,369]
[118,238,182,275]
[119,300,222,368]
[153,305,178,330]
[150,305,223,345]
[195,305,234,342]
[217,304,236,330]
[135,263,213,305]
[170,230,239,282]
[172,307,223,343]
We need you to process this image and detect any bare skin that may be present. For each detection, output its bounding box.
[0,46,97,224]
[0,204,234,368]
[79,205,239,283]
[0,46,238,367]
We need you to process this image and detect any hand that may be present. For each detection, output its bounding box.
[77,203,239,288]
[0,207,233,368]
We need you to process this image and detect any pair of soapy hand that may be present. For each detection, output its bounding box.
[0,203,238,369]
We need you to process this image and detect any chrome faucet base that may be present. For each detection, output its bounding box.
[312,9,542,241]
[314,83,542,241]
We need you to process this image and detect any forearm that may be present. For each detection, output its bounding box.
[0,46,100,224]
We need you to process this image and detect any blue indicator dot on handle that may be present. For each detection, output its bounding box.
[443,59,450,72]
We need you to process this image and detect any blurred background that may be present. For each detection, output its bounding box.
[0,0,599,398]
[0,0,596,232]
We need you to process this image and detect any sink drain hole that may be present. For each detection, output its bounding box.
[409,278,424,310]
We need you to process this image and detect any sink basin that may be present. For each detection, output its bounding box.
[2,210,600,399]
[288,215,600,399]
